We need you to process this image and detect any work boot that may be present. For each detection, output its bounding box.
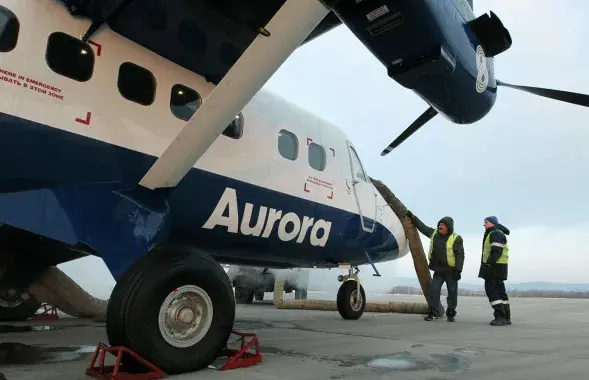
[446,309,456,322]
[490,305,508,326]
[424,311,438,321]
[504,304,512,325]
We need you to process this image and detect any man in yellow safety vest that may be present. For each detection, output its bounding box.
[406,210,465,322]
[478,216,511,326]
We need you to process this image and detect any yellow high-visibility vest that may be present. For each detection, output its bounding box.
[428,231,458,267]
[482,231,509,264]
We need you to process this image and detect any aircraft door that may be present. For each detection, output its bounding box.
[346,143,377,233]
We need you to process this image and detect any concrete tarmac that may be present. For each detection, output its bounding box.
[0,295,588,380]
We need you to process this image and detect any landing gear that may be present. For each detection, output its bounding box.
[106,247,235,374]
[336,266,366,320]
[235,287,255,304]
[0,291,42,321]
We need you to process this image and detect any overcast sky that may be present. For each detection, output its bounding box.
[59,0,589,298]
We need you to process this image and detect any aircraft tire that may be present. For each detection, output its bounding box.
[336,280,366,320]
[0,295,41,321]
[105,247,235,374]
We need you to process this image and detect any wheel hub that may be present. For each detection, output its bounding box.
[0,289,29,308]
[158,285,213,348]
[349,289,363,312]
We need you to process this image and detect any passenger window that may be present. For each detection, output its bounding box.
[223,112,244,140]
[170,84,202,121]
[117,62,156,106]
[46,32,94,82]
[0,6,19,52]
[308,142,326,171]
[349,146,367,182]
[278,129,298,161]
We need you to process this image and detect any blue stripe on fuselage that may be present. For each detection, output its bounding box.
[0,113,400,279]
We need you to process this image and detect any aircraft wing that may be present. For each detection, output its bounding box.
[57,0,340,189]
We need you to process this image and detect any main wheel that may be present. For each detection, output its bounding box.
[0,292,41,321]
[106,247,235,374]
[336,280,366,320]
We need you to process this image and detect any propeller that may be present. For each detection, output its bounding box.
[496,80,589,107]
[380,107,438,156]
[380,81,589,156]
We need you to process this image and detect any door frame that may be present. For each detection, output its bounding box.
[345,142,376,233]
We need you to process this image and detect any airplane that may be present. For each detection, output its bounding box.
[0,0,407,375]
[0,0,585,376]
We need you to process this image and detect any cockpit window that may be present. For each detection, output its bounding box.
[0,6,18,52]
[349,146,367,182]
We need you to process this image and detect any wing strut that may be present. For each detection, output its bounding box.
[139,0,331,190]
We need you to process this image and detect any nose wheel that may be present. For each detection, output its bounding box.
[336,268,366,320]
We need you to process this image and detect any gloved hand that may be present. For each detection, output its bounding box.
[405,210,414,219]
[452,270,461,281]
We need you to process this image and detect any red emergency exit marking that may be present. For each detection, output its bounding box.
[306,137,312,145]
[304,183,310,193]
[88,41,102,56]
[75,112,92,125]
[329,148,335,156]
[327,190,333,199]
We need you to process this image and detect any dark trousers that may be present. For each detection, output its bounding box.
[427,271,458,317]
[484,278,510,318]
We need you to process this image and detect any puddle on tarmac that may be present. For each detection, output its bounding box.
[429,353,471,372]
[0,325,58,333]
[454,347,485,355]
[233,320,298,330]
[366,352,434,371]
[0,343,96,365]
[0,323,89,334]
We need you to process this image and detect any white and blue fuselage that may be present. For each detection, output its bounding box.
[0,1,408,281]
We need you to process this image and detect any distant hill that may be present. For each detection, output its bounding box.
[391,277,589,292]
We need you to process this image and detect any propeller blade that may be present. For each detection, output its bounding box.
[381,107,438,156]
[496,80,589,107]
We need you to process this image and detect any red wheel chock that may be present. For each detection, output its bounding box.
[86,342,167,380]
[215,330,263,371]
[32,303,58,321]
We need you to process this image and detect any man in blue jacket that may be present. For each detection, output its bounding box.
[479,216,512,326]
